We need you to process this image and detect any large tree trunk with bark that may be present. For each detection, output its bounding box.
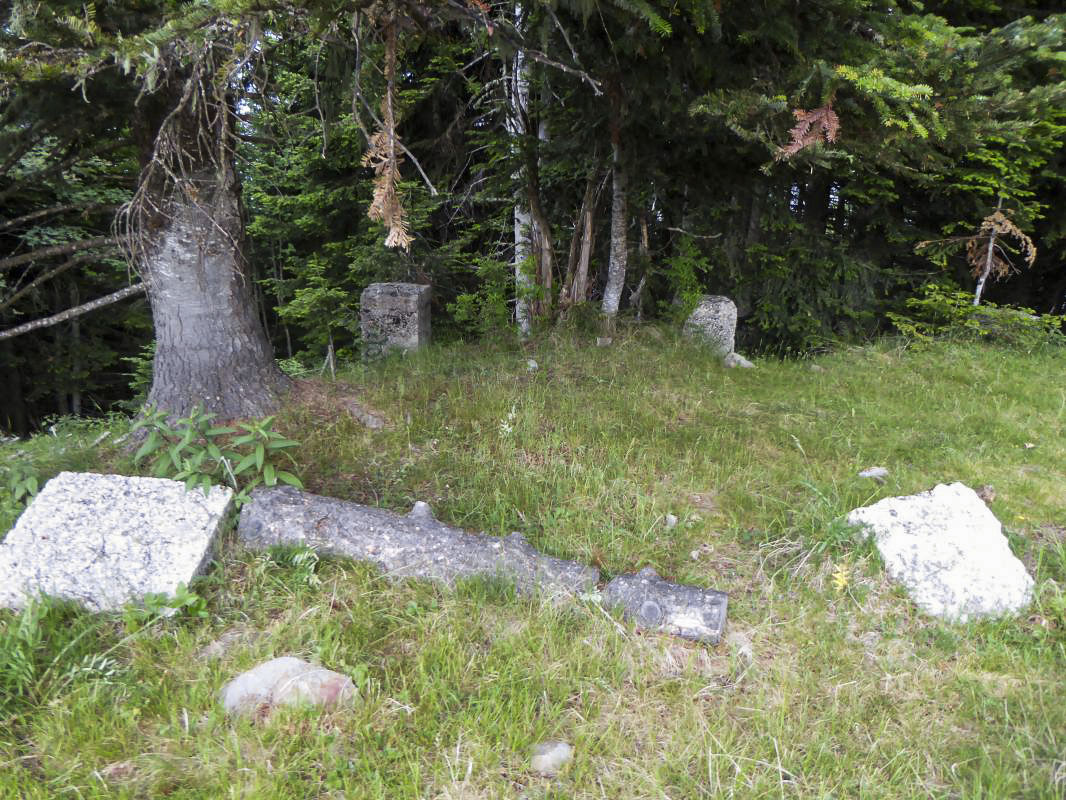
[133,74,288,419]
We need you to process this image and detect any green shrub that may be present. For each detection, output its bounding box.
[889,282,1065,349]
[447,256,515,337]
[659,238,712,322]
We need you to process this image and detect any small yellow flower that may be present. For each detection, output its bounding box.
[832,562,850,594]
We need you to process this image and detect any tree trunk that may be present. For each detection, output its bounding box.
[70,282,81,416]
[134,77,288,419]
[527,114,554,317]
[560,171,600,309]
[0,342,29,435]
[805,174,833,236]
[508,11,534,338]
[601,121,627,317]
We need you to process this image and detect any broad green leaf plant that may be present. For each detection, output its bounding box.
[131,406,303,504]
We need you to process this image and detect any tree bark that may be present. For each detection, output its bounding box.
[601,118,628,317]
[507,31,534,338]
[527,113,554,317]
[560,171,600,309]
[132,74,288,419]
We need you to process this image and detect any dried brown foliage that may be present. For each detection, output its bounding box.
[965,210,1036,280]
[361,22,412,251]
[776,104,840,160]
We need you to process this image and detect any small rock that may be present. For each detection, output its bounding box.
[596,337,613,347]
[810,364,827,373]
[977,485,996,503]
[197,627,261,661]
[725,629,754,663]
[408,500,435,520]
[664,513,678,530]
[531,740,573,777]
[723,352,754,369]
[690,549,701,561]
[220,656,357,718]
[526,359,539,372]
[342,399,386,430]
[858,466,889,484]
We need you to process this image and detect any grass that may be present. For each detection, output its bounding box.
[2,329,1065,798]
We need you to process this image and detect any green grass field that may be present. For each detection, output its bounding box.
[2,331,1065,798]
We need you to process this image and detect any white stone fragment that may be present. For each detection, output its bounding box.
[858,466,889,483]
[847,482,1034,621]
[220,656,357,717]
[0,472,232,612]
[723,352,754,369]
[664,513,678,530]
[531,741,573,777]
[526,359,539,372]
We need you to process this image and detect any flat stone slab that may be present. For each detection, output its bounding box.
[847,482,1034,621]
[237,487,599,597]
[602,567,728,643]
[0,472,233,612]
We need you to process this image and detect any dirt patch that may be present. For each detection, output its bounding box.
[288,379,390,429]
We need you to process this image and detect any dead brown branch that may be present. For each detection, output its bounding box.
[776,104,839,160]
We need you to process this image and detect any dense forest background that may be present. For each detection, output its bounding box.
[2,0,1063,434]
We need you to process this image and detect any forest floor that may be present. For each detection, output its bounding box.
[2,330,1065,799]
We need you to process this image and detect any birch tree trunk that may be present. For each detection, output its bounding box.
[601,121,628,317]
[973,196,1004,307]
[508,16,534,338]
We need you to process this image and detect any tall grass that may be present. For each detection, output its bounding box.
[2,332,1064,798]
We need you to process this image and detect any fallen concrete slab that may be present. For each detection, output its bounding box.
[0,472,232,612]
[236,487,599,597]
[602,567,728,643]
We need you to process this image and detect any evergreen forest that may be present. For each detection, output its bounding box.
[2,0,1064,432]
